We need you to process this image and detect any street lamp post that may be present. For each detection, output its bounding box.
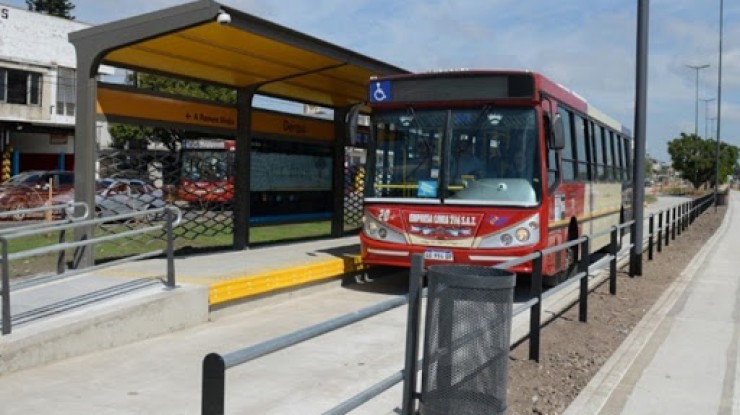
[685,63,710,137]
[630,0,649,276]
[700,97,715,138]
[708,117,717,139]
[714,0,724,209]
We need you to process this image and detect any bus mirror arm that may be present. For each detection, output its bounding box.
[346,104,363,145]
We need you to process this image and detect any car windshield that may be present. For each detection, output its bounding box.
[367,106,541,205]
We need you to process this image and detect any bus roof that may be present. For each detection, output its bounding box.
[369,69,631,138]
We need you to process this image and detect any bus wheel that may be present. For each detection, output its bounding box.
[546,244,578,287]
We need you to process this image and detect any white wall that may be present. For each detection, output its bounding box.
[0,4,88,68]
[0,5,113,161]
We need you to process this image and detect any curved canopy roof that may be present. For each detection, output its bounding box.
[69,0,407,107]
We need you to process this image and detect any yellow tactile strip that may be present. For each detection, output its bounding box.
[208,255,366,306]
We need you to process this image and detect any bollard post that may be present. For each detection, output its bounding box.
[609,227,617,294]
[647,214,654,261]
[202,353,226,415]
[578,237,590,322]
[165,208,176,289]
[401,254,424,415]
[529,252,543,362]
[671,206,677,241]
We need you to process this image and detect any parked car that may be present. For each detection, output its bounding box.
[95,178,167,220]
[0,170,74,221]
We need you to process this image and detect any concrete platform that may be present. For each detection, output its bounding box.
[1,235,365,375]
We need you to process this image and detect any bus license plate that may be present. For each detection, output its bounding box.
[424,250,453,261]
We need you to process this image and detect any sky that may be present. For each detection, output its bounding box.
[4,0,739,163]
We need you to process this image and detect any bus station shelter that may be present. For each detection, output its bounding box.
[69,0,406,265]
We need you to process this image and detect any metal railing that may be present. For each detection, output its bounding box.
[200,196,718,414]
[0,201,89,223]
[0,204,182,335]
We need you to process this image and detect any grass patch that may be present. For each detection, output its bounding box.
[4,219,358,280]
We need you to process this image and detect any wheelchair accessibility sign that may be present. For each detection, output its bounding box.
[369,81,391,103]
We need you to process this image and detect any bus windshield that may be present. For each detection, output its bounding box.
[181,150,233,182]
[368,106,541,205]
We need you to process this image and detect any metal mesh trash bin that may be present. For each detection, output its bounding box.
[419,265,515,415]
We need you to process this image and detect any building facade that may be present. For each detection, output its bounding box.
[0,3,110,178]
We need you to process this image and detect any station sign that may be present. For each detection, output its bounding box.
[97,86,335,142]
[97,86,237,130]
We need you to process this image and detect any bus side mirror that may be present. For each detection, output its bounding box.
[550,113,565,150]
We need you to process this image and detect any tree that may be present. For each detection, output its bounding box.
[667,132,739,189]
[26,0,75,19]
[644,156,654,178]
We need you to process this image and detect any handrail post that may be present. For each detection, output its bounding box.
[687,202,692,225]
[578,237,590,322]
[1,238,10,335]
[529,252,543,362]
[677,204,682,236]
[628,214,636,277]
[202,353,226,415]
[401,254,424,415]
[647,214,654,261]
[665,208,670,247]
[671,206,677,240]
[56,227,67,275]
[165,207,176,289]
[609,227,618,294]
[657,210,663,253]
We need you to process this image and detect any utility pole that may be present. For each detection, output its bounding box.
[714,0,724,210]
[685,64,710,137]
[630,0,649,277]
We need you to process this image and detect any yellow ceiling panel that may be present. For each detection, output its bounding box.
[95,4,406,107]
[178,24,341,69]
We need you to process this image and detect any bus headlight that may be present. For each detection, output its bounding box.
[478,213,540,248]
[515,228,530,242]
[500,234,513,246]
[363,215,406,244]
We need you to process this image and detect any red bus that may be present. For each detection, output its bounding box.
[359,70,633,284]
[178,138,235,204]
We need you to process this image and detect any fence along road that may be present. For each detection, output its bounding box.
[0,196,692,414]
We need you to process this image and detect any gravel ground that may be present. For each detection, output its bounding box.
[505,204,726,415]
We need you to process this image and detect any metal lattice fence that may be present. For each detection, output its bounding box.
[344,164,364,232]
[95,145,365,246]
